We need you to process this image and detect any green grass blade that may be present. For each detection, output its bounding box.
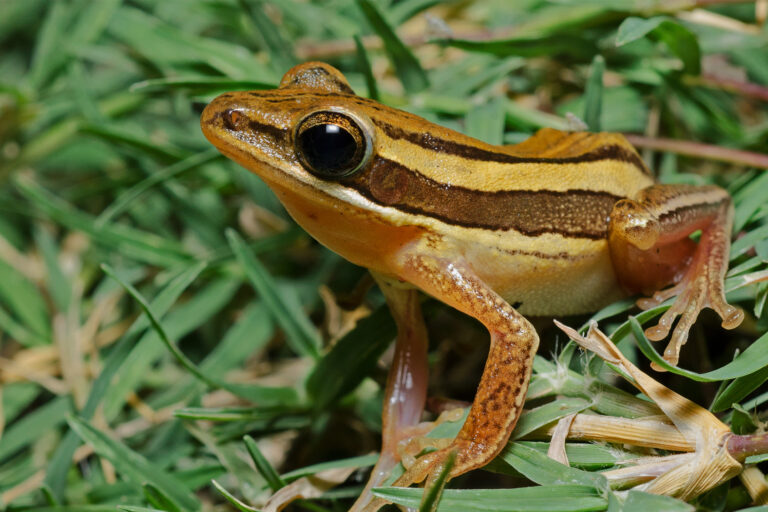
[281,454,379,481]
[584,55,605,132]
[306,303,395,410]
[33,225,72,312]
[243,435,287,492]
[354,33,379,101]
[67,415,201,511]
[419,449,454,512]
[143,483,183,512]
[499,442,607,489]
[357,0,429,94]
[97,149,221,225]
[14,176,193,267]
[0,397,70,462]
[630,317,768,383]
[622,490,693,511]
[102,263,298,405]
[43,263,207,498]
[210,480,259,512]
[130,77,275,94]
[616,17,700,74]
[373,485,606,511]
[465,96,505,145]
[238,0,296,72]
[27,1,72,89]
[511,398,591,440]
[0,258,50,343]
[227,228,321,359]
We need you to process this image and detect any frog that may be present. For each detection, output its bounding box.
[201,62,744,510]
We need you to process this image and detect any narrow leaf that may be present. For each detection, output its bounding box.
[357,0,428,93]
[244,435,287,492]
[584,55,604,132]
[227,229,320,359]
[67,415,200,511]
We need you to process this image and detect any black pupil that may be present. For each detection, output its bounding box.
[298,123,360,176]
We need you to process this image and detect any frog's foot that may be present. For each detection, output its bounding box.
[398,434,453,470]
[608,184,744,367]
[637,249,744,367]
[361,441,470,512]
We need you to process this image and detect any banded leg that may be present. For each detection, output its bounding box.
[363,255,539,511]
[350,274,429,512]
[608,184,744,367]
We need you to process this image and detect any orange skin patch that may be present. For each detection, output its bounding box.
[269,179,426,278]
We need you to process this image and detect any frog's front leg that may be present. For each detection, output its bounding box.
[608,184,744,366]
[364,253,539,511]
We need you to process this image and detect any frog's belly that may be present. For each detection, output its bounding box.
[464,234,624,316]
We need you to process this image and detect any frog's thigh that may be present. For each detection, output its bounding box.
[398,254,539,480]
[608,184,744,366]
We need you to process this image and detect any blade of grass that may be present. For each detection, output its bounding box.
[511,398,592,440]
[0,397,70,462]
[96,149,221,225]
[227,229,320,359]
[357,0,428,94]
[499,442,607,489]
[373,485,606,511]
[148,303,275,408]
[584,55,605,132]
[33,225,72,312]
[211,480,258,512]
[130,77,275,94]
[0,258,51,343]
[14,176,193,267]
[629,317,768,383]
[238,0,296,72]
[243,435,287,492]
[306,303,395,409]
[67,415,200,511]
[616,17,700,74]
[419,449,454,512]
[102,263,298,405]
[465,96,505,145]
[143,483,182,512]
[44,263,207,499]
[354,34,379,101]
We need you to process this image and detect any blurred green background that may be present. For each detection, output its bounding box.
[1,0,767,510]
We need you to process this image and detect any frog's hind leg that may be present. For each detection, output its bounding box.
[362,255,539,511]
[608,184,744,367]
[350,275,429,512]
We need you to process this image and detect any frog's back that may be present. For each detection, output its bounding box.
[201,62,654,315]
[369,127,657,317]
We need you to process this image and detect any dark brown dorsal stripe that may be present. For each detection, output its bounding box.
[344,157,620,238]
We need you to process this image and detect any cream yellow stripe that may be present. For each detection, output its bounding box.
[375,135,654,196]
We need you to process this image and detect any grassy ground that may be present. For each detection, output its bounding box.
[1,0,767,511]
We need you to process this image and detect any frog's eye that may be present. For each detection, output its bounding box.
[294,111,372,179]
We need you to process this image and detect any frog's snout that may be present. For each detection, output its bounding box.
[201,93,239,138]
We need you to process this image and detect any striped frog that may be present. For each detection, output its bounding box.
[201,62,743,510]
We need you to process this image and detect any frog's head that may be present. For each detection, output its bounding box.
[201,62,433,272]
[201,62,382,193]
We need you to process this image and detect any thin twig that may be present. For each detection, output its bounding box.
[689,74,768,102]
[295,28,495,60]
[297,1,759,59]
[624,134,768,169]
[695,0,762,5]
